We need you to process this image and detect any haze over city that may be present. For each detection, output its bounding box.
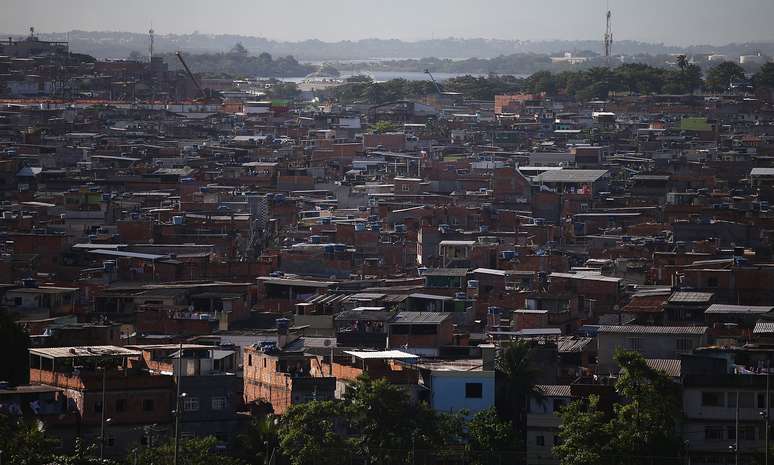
[2,0,774,44]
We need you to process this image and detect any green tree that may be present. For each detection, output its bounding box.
[127,50,144,62]
[610,350,683,461]
[467,407,520,465]
[278,400,348,465]
[0,312,30,385]
[676,55,688,72]
[235,415,280,465]
[753,62,774,90]
[344,375,417,465]
[230,43,249,57]
[267,81,300,99]
[371,120,398,134]
[0,414,57,465]
[135,436,243,465]
[554,395,614,465]
[495,340,540,437]
[51,439,119,465]
[553,350,683,465]
[706,61,746,92]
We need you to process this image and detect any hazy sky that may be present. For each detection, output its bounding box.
[2,0,773,45]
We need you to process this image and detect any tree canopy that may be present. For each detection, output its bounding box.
[554,350,683,465]
[705,61,746,92]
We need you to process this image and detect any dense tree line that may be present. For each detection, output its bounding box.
[332,60,774,104]
[162,44,316,78]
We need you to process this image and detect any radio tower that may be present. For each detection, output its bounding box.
[604,9,613,65]
[149,28,155,62]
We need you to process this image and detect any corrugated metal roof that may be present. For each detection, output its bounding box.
[669,292,714,303]
[753,321,774,334]
[645,359,682,377]
[423,268,469,277]
[344,350,419,360]
[391,312,450,325]
[705,304,774,314]
[558,336,593,353]
[30,345,141,359]
[598,325,707,335]
[536,169,608,184]
[89,249,166,260]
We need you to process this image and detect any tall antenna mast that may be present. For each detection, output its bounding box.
[149,27,155,62]
[604,9,613,64]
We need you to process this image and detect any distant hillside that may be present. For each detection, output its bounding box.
[11,31,774,61]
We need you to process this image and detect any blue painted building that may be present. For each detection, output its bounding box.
[414,359,495,416]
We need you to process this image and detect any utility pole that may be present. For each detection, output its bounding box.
[736,390,740,465]
[766,359,771,465]
[173,342,183,465]
[99,365,107,460]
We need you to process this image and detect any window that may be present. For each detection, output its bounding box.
[701,392,724,407]
[116,398,127,413]
[248,354,252,366]
[94,401,103,413]
[626,337,641,350]
[707,277,719,288]
[465,383,483,399]
[758,393,768,409]
[727,393,736,408]
[211,397,227,411]
[676,339,694,352]
[183,397,200,412]
[553,435,562,446]
[401,184,410,192]
[14,297,22,306]
[536,435,545,446]
[142,399,155,412]
[727,426,736,440]
[705,426,724,441]
[263,358,267,368]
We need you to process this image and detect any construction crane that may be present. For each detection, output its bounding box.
[175,50,207,99]
[424,69,443,95]
[604,10,613,63]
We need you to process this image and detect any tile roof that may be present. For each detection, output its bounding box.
[536,385,572,397]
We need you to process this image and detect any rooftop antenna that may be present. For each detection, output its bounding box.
[604,8,613,65]
[149,27,155,62]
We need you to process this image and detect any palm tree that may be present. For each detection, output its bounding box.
[676,55,689,72]
[495,340,541,440]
